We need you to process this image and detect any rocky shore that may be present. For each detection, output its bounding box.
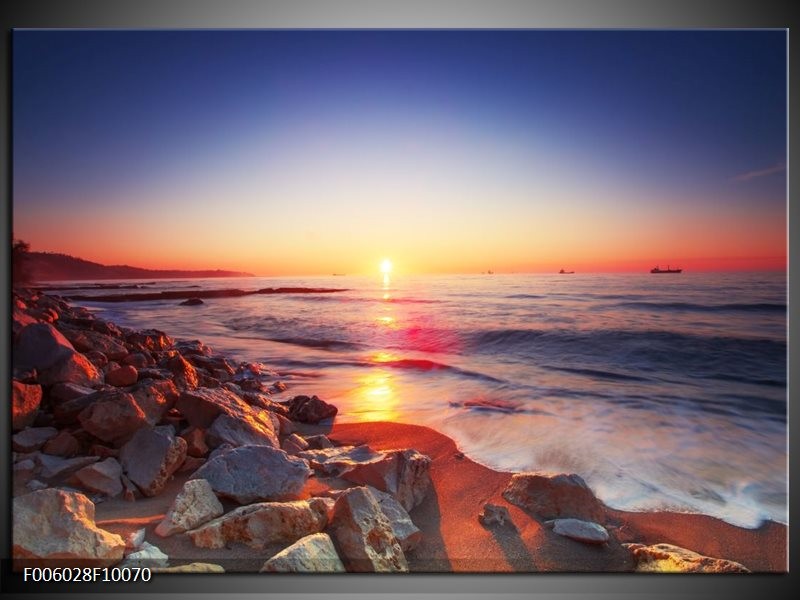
[10,288,787,573]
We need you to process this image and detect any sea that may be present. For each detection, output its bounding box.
[47,271,787,529]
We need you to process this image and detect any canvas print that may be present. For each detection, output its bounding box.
[10,30,786,573]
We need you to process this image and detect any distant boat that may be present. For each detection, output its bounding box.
[487,270,494,275]
[650,265,682,274]
[331,273,346,276]
[559,268,575,274]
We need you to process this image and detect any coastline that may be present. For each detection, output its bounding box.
[10,288,787,573]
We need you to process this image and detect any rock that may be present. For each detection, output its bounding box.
[177,387,279,446]
[122,352,150,369]
[152,563,224,573]
[121,541,169,568]
[39,352,103,387]
[12,427,59,452]
[188,498,329,550]
[49,382,94,404]
[155,479,223,537]
[12,381,43,431]
[479,503,515,529]
[105,365,138,387]
[27,479,48,492]
[330,486,408,572]
[206,413,279,449]
[13,309,38,334]
[178,387,255,427]
[123,528,146,550]
[502,472,605,522]
[297,445,383,476]
[272,380,288,393]
[89,444,119,459]
[38,454,99,479]
[305,434,335,450]
[126,329,173,352]
[60,327,128,361]
[74,458,123,497]
[119,426,187,497]
[178,456,206,473]
[84,350,109,369]
[190,445,310,504]
[625,543,750,573]
[13,323,76,371]
[286,394,338,423]
[273,413,295,436]
[181,428,209,457]
[131,379,176,425]
[180,298,204,306]
[13,489,125,567]
[368,487,423,552]
[547,518,609,544]
[78,391,149,444]
[14,459,37,479]
[43,431,82,457]
[281,433,309,455]
[341,449,432,512]
[260,533,346,572]
[166,354,199,389]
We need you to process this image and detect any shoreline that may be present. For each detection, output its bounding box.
[10,288,787,573]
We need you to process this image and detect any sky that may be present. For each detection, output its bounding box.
[13,30,787,275]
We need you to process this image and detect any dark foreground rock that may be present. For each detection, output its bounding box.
[11,381,43,431]
[286,395,338,423]
[155,478,224,537]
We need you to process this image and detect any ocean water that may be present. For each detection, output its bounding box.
[52,272,787,528]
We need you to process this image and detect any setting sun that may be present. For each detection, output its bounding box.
[380,259,393,274]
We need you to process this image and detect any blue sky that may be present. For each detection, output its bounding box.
[13,30,787,273]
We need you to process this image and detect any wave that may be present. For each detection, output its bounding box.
[613,301,786,313]
[542,365,650,382]
[266,337,363,351]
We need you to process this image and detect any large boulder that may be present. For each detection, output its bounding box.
[49,382,94,404]
[502,472,605,523]
[11,381,43,431]
[74,458,123,497]
[206,413,279,449]
[190,445,310,504]
[155,479,223,537]
[119,426,187,496]
[13,489,125,567]
[78,391,149,445]
[329,486,408,572]
[187,498,329,549]
[286,395,338,423]
[625,543,750,573]
[39,352,103,387]
[120,542,169,568]
[13,323,75,371]
[341,449,432,512]
[42,430,81,457]
[260,533,346,572]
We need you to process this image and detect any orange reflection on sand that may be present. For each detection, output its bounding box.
[348,370,400,422]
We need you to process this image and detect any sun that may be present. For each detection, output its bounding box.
[380,258,393,274]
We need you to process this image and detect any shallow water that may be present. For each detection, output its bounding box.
[53,271,787,528]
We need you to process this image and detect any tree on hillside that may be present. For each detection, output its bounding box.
[12,239,31,284]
